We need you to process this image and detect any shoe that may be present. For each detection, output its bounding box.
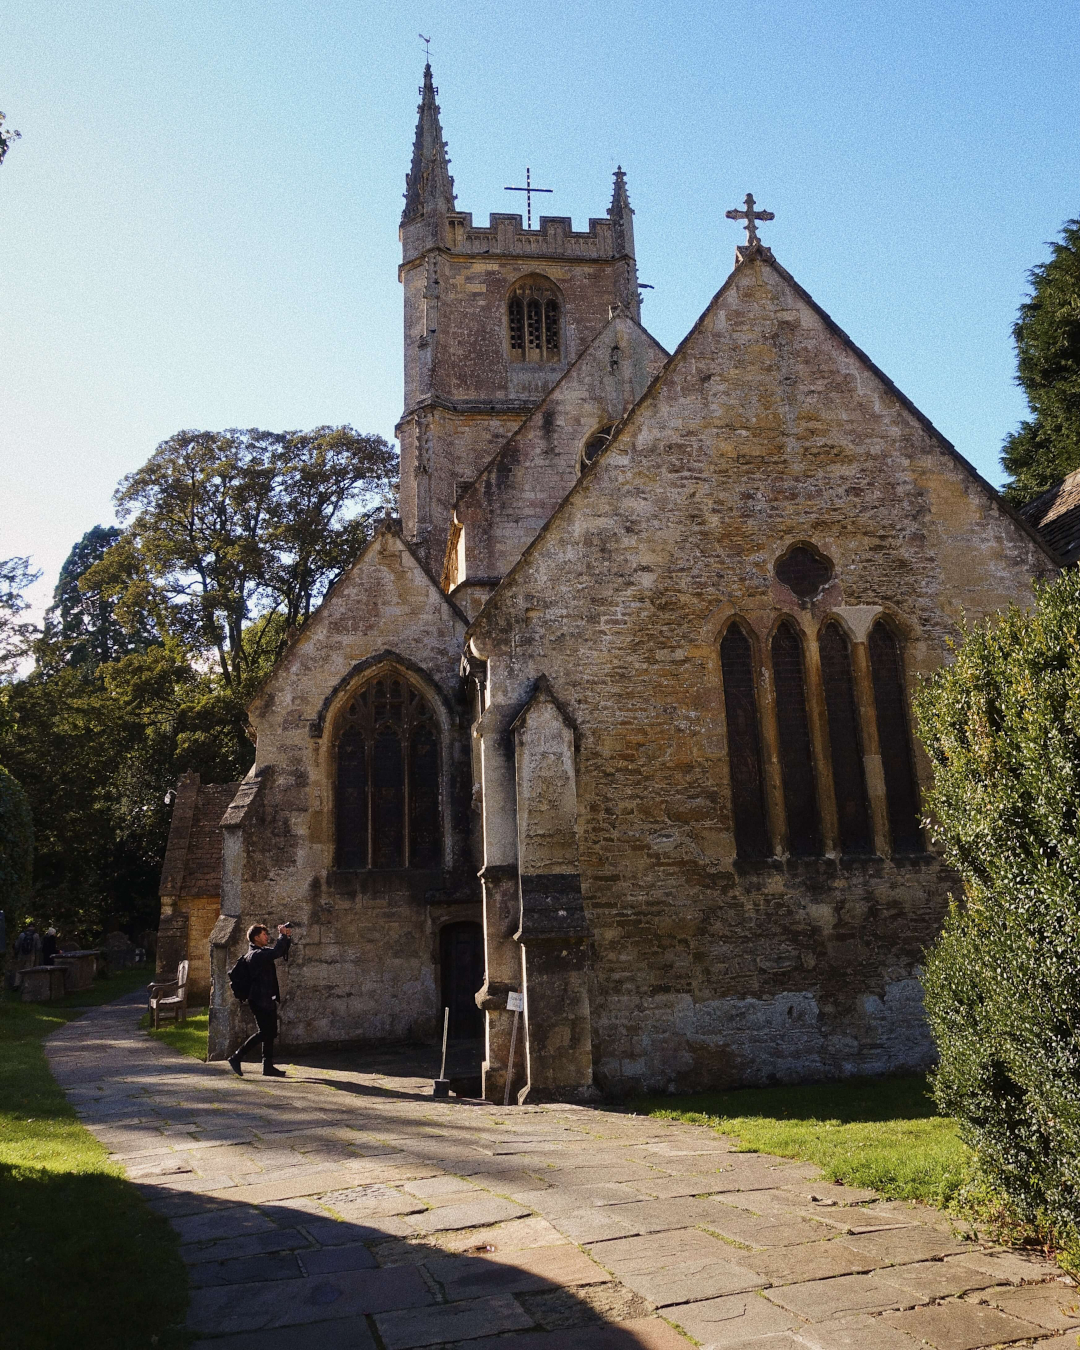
[262,1064,286,1077]
[227,1053,243,1077]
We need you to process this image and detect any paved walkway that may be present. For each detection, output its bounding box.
[46,997,1077,1350]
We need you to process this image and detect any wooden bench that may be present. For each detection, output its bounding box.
[148,960,189,1028]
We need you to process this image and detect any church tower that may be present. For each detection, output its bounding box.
[397,64,642,570]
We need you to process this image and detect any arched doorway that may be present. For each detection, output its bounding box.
[439,921,484,1039]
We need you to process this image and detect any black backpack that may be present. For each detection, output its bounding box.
[228,953,252,1001]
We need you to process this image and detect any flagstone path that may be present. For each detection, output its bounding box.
[46,995,1078,1349]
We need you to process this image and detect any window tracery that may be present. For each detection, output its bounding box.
[335,675,441,870]
[717,595,921,863]
[775,544,834,601]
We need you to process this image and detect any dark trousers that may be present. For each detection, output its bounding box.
[237,1001,278,1065]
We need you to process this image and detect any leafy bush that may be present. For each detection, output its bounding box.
[0,764,32,915]
[915,570,1080,1251]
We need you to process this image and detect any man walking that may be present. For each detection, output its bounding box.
[228,922,291,1078]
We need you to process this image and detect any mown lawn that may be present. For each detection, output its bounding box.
[143,1008,209,1061]
[637,1074,969,1210]
[0,965,189,1350]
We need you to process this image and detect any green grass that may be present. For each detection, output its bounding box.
[142,1008,209,1061]
[0,964,189,1349]
[637,1074,970,1210]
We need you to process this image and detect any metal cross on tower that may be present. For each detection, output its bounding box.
[504,167,553,230]
[725,192,775,246]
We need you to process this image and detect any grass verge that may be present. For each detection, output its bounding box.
[142,1008,209,1061]
[0,965,189,1350]
[637,1074,969,1210]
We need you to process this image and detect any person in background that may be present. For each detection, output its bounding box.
[42,928,57,966]
[228,923,292,1078]
[12,923,42,989]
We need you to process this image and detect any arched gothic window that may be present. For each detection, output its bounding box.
[770,620,822,857]
[868,621,923,853]
[819,622,873,855]
[720,624,770,860]
[335,675,441,871]
[508,280,561,363]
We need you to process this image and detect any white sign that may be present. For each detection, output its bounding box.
[506,991,524,1013]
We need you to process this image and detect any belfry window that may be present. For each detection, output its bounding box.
[771,620,821,857]
[508,280,561,363]
[819,622,874,855]
[720,623,770,861]
[868,620,923,853]
[544,299,559,355]
[335,675,441,870]
[508,298,524,353]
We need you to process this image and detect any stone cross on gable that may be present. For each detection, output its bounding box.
[725,192,775,246]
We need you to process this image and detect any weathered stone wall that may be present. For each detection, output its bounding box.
[469,253,1057,1094]
[177,895,218,1005]
[213,524,480,1052]
[447,313,668,591]
[399,237,641,570]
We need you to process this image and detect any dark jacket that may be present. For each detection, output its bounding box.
[245,935,290,1006]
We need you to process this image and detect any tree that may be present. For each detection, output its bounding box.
[0,556,41,681]
[0,765,32,917]
[0,112,19,168]
[0,642,241,942]
[1002,218,1080,504]
[915,571,1080,1251]
[85,425,396,700]
[0,427,397,940]
[42,525,153,671]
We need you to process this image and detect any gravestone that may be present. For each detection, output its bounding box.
[52,951,99,992]
[21,966,66,1002]
[104,931,136,972]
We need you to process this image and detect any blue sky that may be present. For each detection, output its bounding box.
[2,0,1078,619]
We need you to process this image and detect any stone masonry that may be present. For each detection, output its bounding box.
[166,62,1063,1103]
[468,247,1056,1097]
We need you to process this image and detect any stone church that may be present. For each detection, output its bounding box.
[160,63,1059,1101]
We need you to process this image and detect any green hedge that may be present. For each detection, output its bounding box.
[915,570,1080,1249]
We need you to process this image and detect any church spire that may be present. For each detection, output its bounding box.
[402,63,456,223]
[608,166,635,259]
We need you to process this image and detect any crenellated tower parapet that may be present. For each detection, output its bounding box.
[404,211,628,265]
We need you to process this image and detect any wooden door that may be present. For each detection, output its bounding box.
[440,921,484,1038]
